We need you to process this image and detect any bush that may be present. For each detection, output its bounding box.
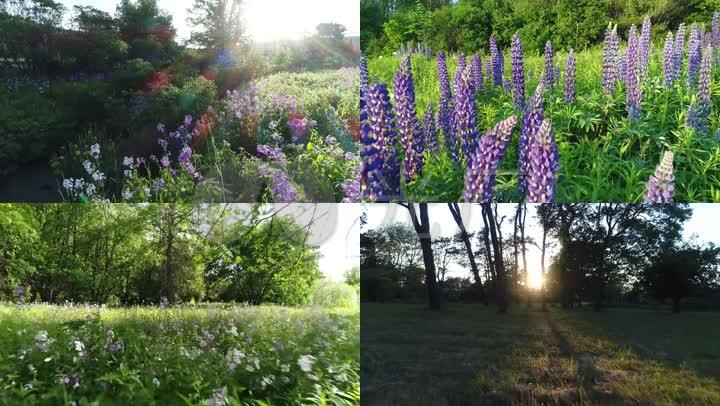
[312,279,358,309]
[111,58,155,91]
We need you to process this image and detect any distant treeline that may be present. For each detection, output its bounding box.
[362,0,720,56]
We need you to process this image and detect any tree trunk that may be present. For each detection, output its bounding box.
[483,204,508,313]
[448,203,487,305]
[164,205,176,303]
[407,204,441,310]
[540,224,547,311]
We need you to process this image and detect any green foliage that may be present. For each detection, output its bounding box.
[187,0,244,49]
[311,279,359,309]
[0,304,359,405]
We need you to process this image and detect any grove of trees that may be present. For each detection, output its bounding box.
[0,204,326,305]
[361,0,720,56]
[361,203,720,312]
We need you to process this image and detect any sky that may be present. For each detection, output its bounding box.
[58,0,360,42]
[364,204,720,286]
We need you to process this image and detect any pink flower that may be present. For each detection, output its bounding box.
[288,117,310,142]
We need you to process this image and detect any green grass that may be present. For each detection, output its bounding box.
[361,303,720,405]
[367,49,720,202]
[0,303,359,405]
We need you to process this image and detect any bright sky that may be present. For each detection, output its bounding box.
[58,0,359,42]
[364,204,720,288]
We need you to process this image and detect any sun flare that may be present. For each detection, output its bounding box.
[527,270,544,290]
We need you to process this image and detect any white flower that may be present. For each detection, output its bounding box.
[63,179,73,190]
[123,156,134,167]
[152,378,160,387]
[298,355,316,372]
[225,348,245,371]
[90,144,101,159]
[92,171,106,182]
[122,190,133,201]
[280,364,290,373]
[83,161,94,175]
[227,325,238,336]
[85,184,96,197]
[44,357,52,362]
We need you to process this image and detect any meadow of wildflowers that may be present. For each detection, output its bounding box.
[0,303,359,405]
[361,14,720,202]
[54,69,360,203]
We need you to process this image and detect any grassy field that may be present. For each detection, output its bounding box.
[367,49,720,202]
[0,303,359,405]
[361,303,720,405]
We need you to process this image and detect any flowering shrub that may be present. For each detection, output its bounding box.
[0,303,359,405]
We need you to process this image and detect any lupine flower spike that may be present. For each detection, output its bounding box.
[674,24,686,78]
[519,84,545,195]
[644,151,675,203]
[526,119,559,203]
[464,116,518,203]
[626,25,642,121]
[602,23,619,94]
[452,68,479,162]
[543,41,554,88]
[490,35,503,86]
[688,24,702,87]
[423,103,438,152]
[662,32,675,87]
[511,33,526,110]
[565,49,576,104]
[359,82,401,202]
[689,47,713,134]
[393,57,423,181]
[471,54,483,94]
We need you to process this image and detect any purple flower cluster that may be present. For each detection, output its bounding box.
[662,32,676,87]
[688,24,702,87]
[602,24,620,94]
[154,117,202,180]
[490,35,503,86]
[526,119,559,202]
[674,24,686,78]
[257,144,287,165]
[519,84,545,195]
[644,151,675,203]
[471,54,483,94]
[565,49,576,104]
[543,41,555,89]
[424,103,438,152]
[452,67,479,162]
[394,57,424,181]
[689,47,713,134]
[457,53,467,71]
[511,33,526,110]
[270,171,299,202]
[463,116,518,202]
[638,16,652,79]
[359,82,400,201]
[626,25,642,121]
[436,52,457,163]
[341,177,360,203]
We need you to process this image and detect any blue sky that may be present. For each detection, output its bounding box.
[58,0,360,42]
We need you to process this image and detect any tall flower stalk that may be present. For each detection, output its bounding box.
[471,54,484,94]
[526,119,559,203]
[423,103,438,152]
[490,34,503,86]
[511,32,526,110]
[565,49,576,104]
[463,116,518,203]
[437,52,457,163]
[602,23,619,94]
[662,32,676,87]
[639,16,652,79]
[689,47,713,134]
[359,82,400,201]
[543,41,554,88]
[644,151,675,203]
[519,84,545,195]
[688,24,702,87]
[452,67,479,162]
[674,24,686,80]
[393,56,423,181]
[626,25,642,121]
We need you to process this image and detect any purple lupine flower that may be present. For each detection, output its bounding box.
[543,41,554,88]
[662,32,676,87]
[463,116,518,202]
[526,119,559,203]
[471,54,483,94]
[393,56,423,181]
[713,12,720,54]
[437,52,452,103]
[688,24,702,87]
[437,52,457,163]
[519,84,545,195]
[423,102,438,152]
[511,33,526,110]
[691,47,713,134]
[452,68,479,163]
[360,55,369,117]
[490,35,503,86]
[626,25,642,121]
[484,58,493,86]
[603,23,619,94]
[359,82,401,202]
[565,49,576,104]
[674,24,686,79]
[341,178,360,203]
[457,53,467,71]
[644,151,675,203]
[639,16,652,79]
[270,171,299,202]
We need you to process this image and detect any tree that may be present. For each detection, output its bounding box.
[316,22,347,41]
[481,203,508,313]
[116,0,175,42]
[187,0,244,49]
[344,266,360,286]
[448,203,487,303]
[402,203,441,310]
[72,5,115,31]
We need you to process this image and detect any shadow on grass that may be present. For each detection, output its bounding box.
[360,303,720,406]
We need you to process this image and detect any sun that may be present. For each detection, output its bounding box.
[527,270,544,290]
[245,0,316,41]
